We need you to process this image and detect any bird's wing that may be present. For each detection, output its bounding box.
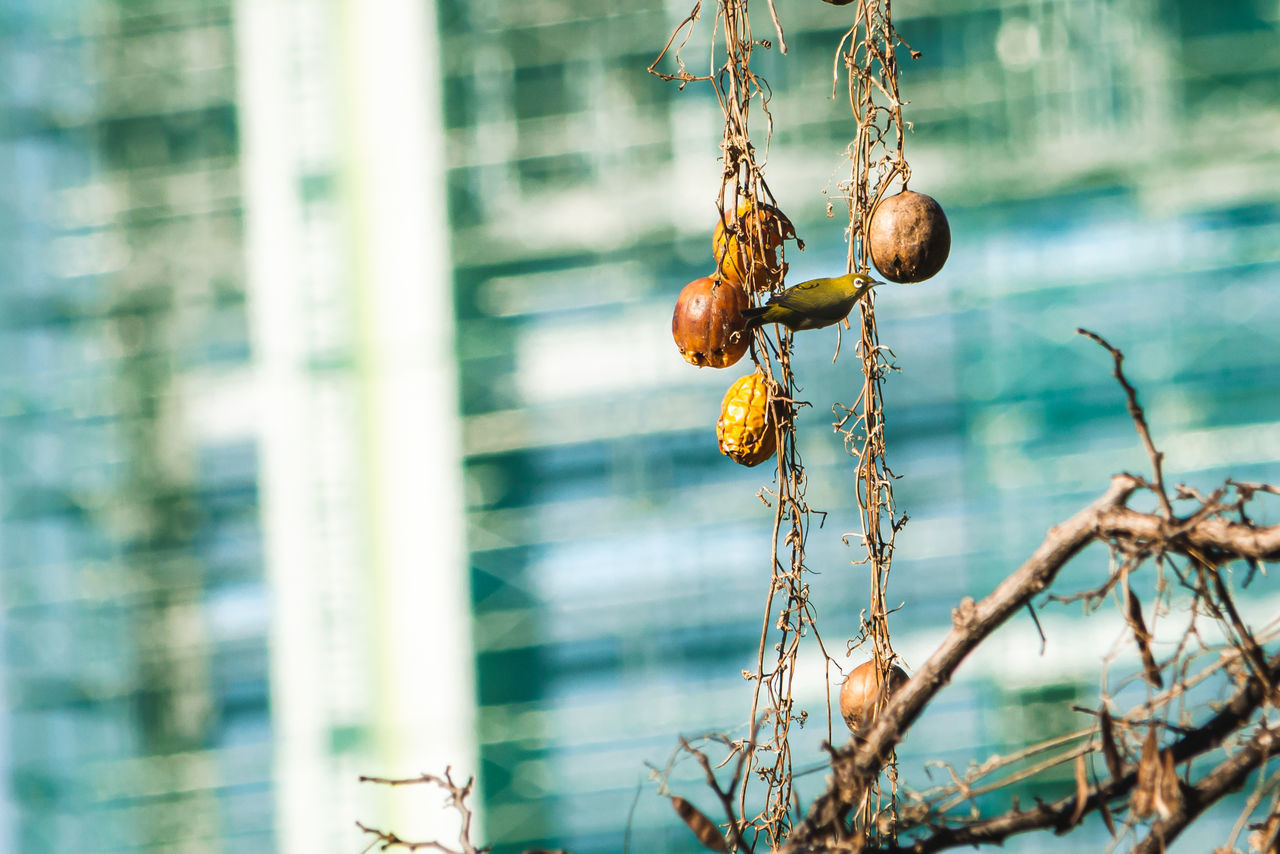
[768,279,824,308]
[770,279,848,321]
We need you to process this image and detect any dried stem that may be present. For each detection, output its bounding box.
[1078,329,1174,517]
[832,1,912,841]
[356,769,489,854]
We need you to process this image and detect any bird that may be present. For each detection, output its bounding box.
[741,272,881,332]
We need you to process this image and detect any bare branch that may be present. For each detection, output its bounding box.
[357,769,488,854]
[782,470,1280,851]
[1078,329,1174,518]
[357,822,459,854]
[862,647,1280,852]
[678,734,753,852]
[1098,508,1280,561]
[790,474,1142,842]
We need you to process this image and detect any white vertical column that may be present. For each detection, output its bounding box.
[234,2,331,852]
[236,0,476,849]
[338,0,479,843]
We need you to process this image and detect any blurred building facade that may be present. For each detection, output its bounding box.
[441,0,1280,851]
[1,0,1278,853]
[0,1,273,850]
[0,0,470,852]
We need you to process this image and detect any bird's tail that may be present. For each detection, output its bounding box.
[741,305,769,331]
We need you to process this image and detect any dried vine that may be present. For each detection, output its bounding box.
[711,3,811,846]
[830,0,914,844]
[649,0,922,849]
[651,0,846,847]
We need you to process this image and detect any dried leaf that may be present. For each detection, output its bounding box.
[1098,707,1124,782]
[1066,753,1089,827]
[1249,811,1280,853]
[1130,726,1159,819]
[671,796,730,853]
[1152,747,1182,821]
[1137,638,1163,688]
[1126,587,1151,630]
[1098,797,1117,838]
[1126,589,1164,688]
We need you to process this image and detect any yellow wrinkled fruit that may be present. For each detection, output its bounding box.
[713,201,795,292]
[716,372,776,467]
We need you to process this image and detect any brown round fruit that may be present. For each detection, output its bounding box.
[672,276,750,369]
[840,660,908,733]
[716,372,776,467]
[867,190,950,283]
[713,202,795,292]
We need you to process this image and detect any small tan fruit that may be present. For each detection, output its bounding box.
[672,276,750,368]
[716,372,776,467]
[868,190,950,283]
[840,660,908,733]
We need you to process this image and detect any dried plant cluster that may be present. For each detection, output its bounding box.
[356,769,486,854]
[360,331,1280,854]
[357,2,1280,853]
[654,0,942,847]
[654,0,846,847]
[829,3,916,844]
[787,335,1280,854]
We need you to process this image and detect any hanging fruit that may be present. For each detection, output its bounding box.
[839,660,908,733]
[867,190,950,283]
[713,200,796,292]
[672,275,750,368]
[716,371,776,467]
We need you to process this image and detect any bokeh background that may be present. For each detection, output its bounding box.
[2,0,1279,852]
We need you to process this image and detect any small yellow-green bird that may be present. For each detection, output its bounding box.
[742,272,880,331]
